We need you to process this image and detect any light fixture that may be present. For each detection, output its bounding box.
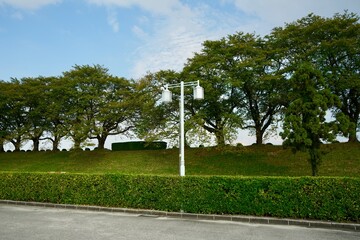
[193,81,204,100]
[161,85,172,103]
[161,80,204,176]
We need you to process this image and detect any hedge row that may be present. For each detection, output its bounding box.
[0,173,359,222]
[111,141,167,151]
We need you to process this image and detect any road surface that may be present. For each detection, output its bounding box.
[0,204,359,240]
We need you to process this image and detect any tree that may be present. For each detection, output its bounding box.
[57,71,88,150]
[316,12,360,142]
[0,79,28,151]
[227,33,285,144]
[88,76,136,150]
[280,63,340,176]
[20,77,52,151]
[134,71,184,145]
[43,76,72,151]
[271,12,360,142]
[0,80,10,152]
[182,33,285,145]
[135,70,215,147]
[182,38,244,146]
[62,64,135,150]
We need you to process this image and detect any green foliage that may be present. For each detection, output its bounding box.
[281,63,340,176]
[0,80,27,151]
[182,36,245,146]
[0,172,358,222]
[271,12,360,142]
[1,11,359,157]
[224,33,285,145]
[134,71,182,144]
[62,64,137,150]
[0,65,138,151]
[112,141,167,151]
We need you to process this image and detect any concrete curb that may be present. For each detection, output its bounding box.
[1,200,359,232]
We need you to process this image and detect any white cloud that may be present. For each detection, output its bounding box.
[88,0,360,79]
[85,1,247,79]
[132,25,147,39]
[86,0,182,34]
[0,0,61,10]
[138,15,149,24]
[129,3,247,79]
[107,8,119,32]
[86,0,181,15]
[129,4,223,78]
[229,0,360,33]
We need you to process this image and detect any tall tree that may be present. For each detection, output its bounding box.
[135,70,214,147]
[61,69,90,150]
[43,76,71,151]
[20,77,51,151]
[0,80,10,152]
[182,38,244,146]
[182,33,285,145]
[0,79,28,151]
[134,71,184,145]
[280,63,341,176]
[227,33,285,144]
[88,76,136,150]
[317,12,360,142]
[271,12,360,142]
[62,64,135,150]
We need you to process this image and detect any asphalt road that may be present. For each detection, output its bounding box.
[0,204,359,240]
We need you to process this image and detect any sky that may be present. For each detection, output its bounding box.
[1,0,360,148]
[1,0,360,82]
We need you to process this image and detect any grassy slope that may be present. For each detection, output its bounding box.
[0,143,359,177]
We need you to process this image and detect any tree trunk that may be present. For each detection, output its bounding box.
[255,126,264,145]
[10,135,22,152]
[344,106,359,143]
[33,138,40,151]
[308,147,321,176]
[73,140,81,150]
[12,139,21,152]
[348,128,359,143]
[0,139,4,152]
[97,136,107,150]
[215,128,225,146]
[52,136,60,151]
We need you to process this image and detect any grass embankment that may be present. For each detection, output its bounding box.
[0,143,359,176]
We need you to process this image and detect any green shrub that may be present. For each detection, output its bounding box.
[0,173,358,222]
[112,141,167,151]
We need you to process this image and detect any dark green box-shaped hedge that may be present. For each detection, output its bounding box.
[0,173,359,222]
[112,141,167,151]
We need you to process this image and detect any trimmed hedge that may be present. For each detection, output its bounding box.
[0,173,359,222]
[112,141,167,151]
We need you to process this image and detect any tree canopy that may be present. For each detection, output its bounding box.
[1,11,359,161]
[271,12,360,142]
[1,65,137,151]
[280,63,341,176]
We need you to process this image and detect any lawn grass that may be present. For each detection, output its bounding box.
[0,142,359,177]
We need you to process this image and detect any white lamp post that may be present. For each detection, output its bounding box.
[161,80,204,176]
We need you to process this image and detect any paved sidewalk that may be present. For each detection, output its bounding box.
[1,200,359,232]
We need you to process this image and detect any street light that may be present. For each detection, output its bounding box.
[161,80,204,176]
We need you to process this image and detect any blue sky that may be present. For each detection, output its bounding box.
[1,0,360,82]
